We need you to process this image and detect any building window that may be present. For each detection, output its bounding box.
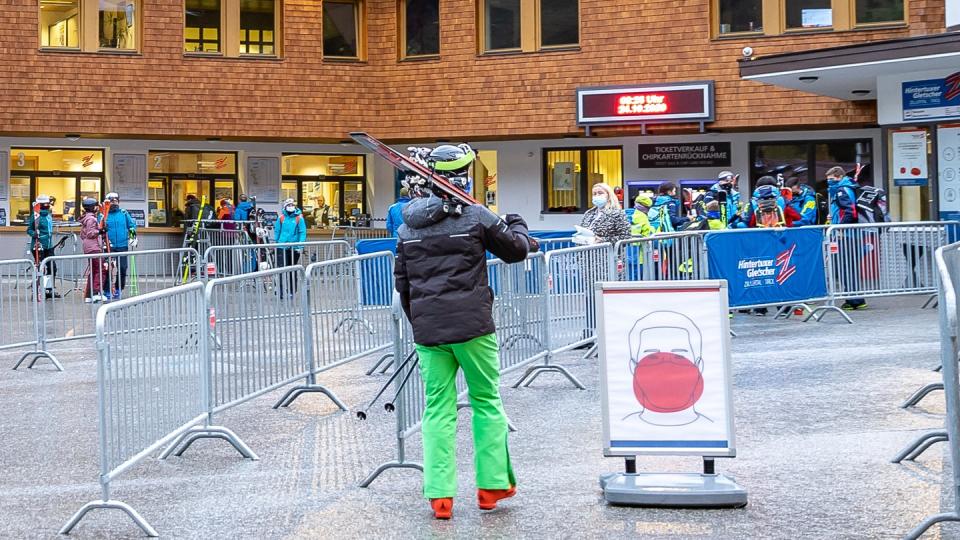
[9,149,105,223]
[856,0,905,24]
[717,0,763,34]
[324,0,363,59]
[484,0,521,51]
[402,0,440,57]
[148,151,238,226]
[750,139,872,201]
[99,0,137,50]
[240,0,276,55]
[543,147,622,213]
[185,0,222,53]
[40,0,80,48]
[481,0,578,53]
[282,154,367,226]
[785,0,832,30]
[540,0,578,47]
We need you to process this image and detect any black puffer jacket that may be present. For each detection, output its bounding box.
[395,196,533,346]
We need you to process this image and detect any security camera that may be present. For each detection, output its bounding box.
[742,47,754,59]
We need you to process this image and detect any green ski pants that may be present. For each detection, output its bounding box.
[415,333,515,499]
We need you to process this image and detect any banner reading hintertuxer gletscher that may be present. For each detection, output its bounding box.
[705,228,826,308]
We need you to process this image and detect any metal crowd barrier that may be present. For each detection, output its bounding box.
[286,251,395,395]
[182,220,256,265]
[512,243,613,389]
[16,248,200,370]
[615,231,708,282]
[331,225,391,251]
[488,253,549,375]
[1,259,60,370]
[902,242,960,539]
[161,265,345,459]
[202,240,352,279]
[61,282,209,537]
[823,222,951,302]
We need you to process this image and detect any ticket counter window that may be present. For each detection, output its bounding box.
[10,177,31,223]
[170,179,211,226]
[301,181,339,229]
[148,180,168,225]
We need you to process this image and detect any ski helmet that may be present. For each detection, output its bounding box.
[82,197,98,213]
[428,144,475,193]
[106,192,120,202]
[36,195,51,204]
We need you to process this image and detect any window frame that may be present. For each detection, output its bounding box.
[8,147,106,223]
[541,146,623,214]
[478,0,580,55]
[748,138,874,195]
[239,0,280,57]
[398,0,440,60]
[184,0,226,55]
[38,0,143,53]
[281,152,369,225]
[322,0,366,61]
[712,0,906,38]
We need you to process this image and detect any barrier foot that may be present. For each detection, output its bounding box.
[513,364,586,390]
[934,364,943,373]
[729,329,738,338]
[891,429,948,463]
[901,383,945,409]
[803,306,853,324]
[273,384,348,411]
[582,343,598,360]
[333,316,375,335]
[903,435,949,462]
[13,351,64,372]
[359,461,423,488]
[921,294,939,310]
[904,512,960,540]
[159,426,259,461]
[366,353,393,376]
[59,499,158,537]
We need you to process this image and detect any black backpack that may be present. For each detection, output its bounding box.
[854,185,889,224]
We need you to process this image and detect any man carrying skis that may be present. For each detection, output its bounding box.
[394,145,537,520]
[25,195,58,299]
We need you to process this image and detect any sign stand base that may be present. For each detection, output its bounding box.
[599,458,747,508]
[599,472,747,508]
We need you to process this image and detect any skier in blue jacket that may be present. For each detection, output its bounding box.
[274,198,307,297]
[826,166,866,310]
[26,194,58,298]
[234,194,255,222]
[102,192,137,299]
[386,187,411,237]
[785,177,818,226]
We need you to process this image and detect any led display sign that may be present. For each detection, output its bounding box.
[577,82,714,127]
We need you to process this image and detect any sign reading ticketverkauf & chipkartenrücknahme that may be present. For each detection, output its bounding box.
[638,142,731,168]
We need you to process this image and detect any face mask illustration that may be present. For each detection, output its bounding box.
[625,310,712,426]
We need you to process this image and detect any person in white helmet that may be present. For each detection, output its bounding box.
[102,192,137,299]
[25,195,59,298]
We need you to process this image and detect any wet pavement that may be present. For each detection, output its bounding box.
[0,296,955,539]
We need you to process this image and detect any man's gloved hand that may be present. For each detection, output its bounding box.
[502,214,527,228]
[527,236,540,253]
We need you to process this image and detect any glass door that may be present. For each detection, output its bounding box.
[80,177,102,211]
[343,181,365,223]
[10,176,32,224]
[887,127,933,221]
[213,179,235,205]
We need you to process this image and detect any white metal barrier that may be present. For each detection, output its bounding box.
[15,248,200,371]
[1,259,60,370]
[488,253,549,375]
[615,231,708,282]
[202,240,352,279]
[61,282,209,537]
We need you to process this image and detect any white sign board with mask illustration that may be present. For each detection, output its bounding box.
[596,280,746,508]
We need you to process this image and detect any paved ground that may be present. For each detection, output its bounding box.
[0,296,956,539]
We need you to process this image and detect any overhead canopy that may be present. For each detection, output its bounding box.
[739,32,960,101]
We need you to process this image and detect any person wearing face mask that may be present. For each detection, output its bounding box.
[576,183,631,245]
[698,171,741,226]
[274,198,307,297]
[26,195,59,298]
[102,192,138,299]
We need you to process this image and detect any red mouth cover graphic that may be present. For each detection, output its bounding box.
[632,352,704,413]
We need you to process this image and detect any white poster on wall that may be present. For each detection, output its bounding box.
[939,125,960,221]
[113,154,147,201]
[247,156,280,203]
[598,281,736,457]
[892,130,929,187]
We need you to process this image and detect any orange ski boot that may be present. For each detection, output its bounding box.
[477,486,516,510]
[430,498,453,519]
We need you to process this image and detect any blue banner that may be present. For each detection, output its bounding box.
[902,72,960,122]
[706,228,826,308]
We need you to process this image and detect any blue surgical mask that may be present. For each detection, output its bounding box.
[592,195,608,207]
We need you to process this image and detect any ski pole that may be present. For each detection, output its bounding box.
[356,349,416,420]
[384,353,421,413]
